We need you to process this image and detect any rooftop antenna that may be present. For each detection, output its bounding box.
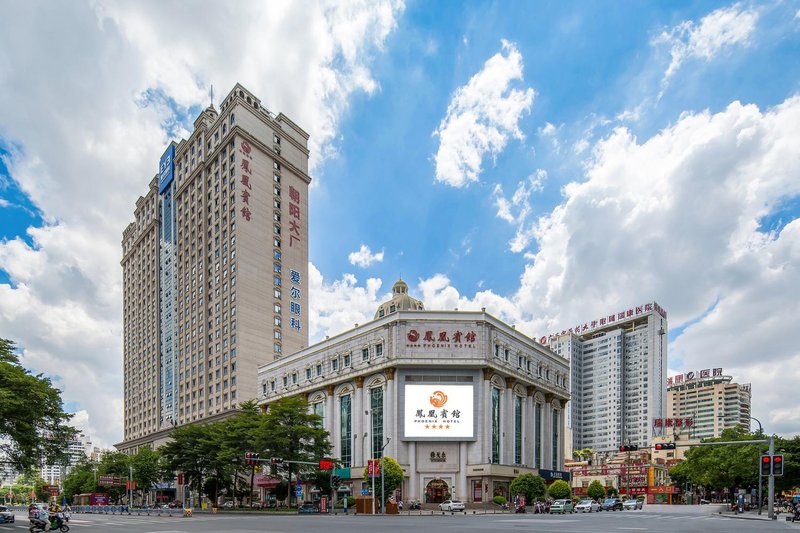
[209,84,214,108]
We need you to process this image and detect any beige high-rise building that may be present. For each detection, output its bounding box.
[119,84,310,451]
[666,371,751,440]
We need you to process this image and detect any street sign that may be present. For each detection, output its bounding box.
[361,489,370,496]
[98,476,122,486]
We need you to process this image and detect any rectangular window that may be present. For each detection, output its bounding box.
[306,368,312,380]
[332,359,339,372]
[552,410,560,470]
[316,363,322,376]
[370,387,384,459]
[362,348,369,361]
[491,387,501,464]
[340,395,352,467]
[344,353,351,367]
[313,401,324,428]
[375,344,383,357]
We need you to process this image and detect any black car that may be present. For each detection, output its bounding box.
[601,498,623,511]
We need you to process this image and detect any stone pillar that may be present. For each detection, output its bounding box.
[525,386,535,467]
[326,385,335,453]
[459,441,468,501]
[543,394,554,470]
[384,367,396,459]
[504,377,515,465]
[482,368,492,464]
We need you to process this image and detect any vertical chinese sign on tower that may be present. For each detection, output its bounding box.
[288,183,303,333]
[239,140,254,221]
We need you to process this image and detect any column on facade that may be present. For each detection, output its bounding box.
[543,394,554,470]
[504,377,515,465]
[458,441,468,502]
[525,386,535,468]
[325,385,335,446]
[354,376,365,468]
[482,368,492,464]
[384,368,396,459]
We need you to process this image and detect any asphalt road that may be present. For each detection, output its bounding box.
[2,505,796,532]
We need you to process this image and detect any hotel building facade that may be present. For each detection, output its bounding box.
[257,280,571,504]
[666,371,752,440]
[548,302,668,455]
[119,84,310,451]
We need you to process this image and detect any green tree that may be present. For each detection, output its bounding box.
[274,480,289,501]
[667,426,762,498]
[131,447,162,505]
[62,462,98,501]
[159,423,218,507]
[547,479,571,500]
[258,396,331,506]
[607,487,618,498]
[587,480,605,501]
[0,338,78,471]
[361,456,403,507]
[510,473,547,503]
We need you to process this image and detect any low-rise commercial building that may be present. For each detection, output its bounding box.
[257,280,571,504]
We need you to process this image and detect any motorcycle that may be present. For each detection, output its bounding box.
[29,512,69,533]
[515,504,526,514]
[409,501,422,510]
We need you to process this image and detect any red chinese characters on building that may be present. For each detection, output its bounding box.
[406,329,477,347]
[288,185,301,247]
[239,141,254,221]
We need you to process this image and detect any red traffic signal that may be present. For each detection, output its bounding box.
[270,457,284,465]
[619,444,639,452]
[761,455,771,476]
[245,452,260,466]
[772,454,784,476]
[319,459,334,471]
[655,442,676,450]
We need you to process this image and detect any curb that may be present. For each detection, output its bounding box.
[717,512,775,521]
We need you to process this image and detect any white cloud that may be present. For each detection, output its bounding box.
[433,40,535,187]
[0,0,404,448]
[308,263,386,342]
[492,170,547,251]
[656,3,759,87]
[0,198,9,208]
[348,244,385,268]
[405,96,800,435]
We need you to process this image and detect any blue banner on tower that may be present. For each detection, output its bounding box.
[158,144,175,194]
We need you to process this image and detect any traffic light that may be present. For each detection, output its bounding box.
[245,452,259,466]
[319,459,334,471]
[772,454,784,476]
[761,455,771,476]
[331,475,341,488]
[619,444,639,452]
[270,457,284,465]
[654,442,676,450]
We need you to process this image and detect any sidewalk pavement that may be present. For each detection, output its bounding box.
[717,510,786,521]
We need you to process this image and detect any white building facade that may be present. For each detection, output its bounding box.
[548,302,668,455]
[257,282,570,504]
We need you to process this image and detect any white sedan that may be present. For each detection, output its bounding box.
[439,500,465,511]
[575,499,600,512]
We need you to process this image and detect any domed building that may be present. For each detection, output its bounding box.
[374,279,424,319]
[257,279,570,509]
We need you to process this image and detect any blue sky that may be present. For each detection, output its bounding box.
[1,0,799,447]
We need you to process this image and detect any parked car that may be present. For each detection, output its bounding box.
[575,499,600,513]
[298,502,319,514]
[439,500,465,512]
[0,505,14,524]
[222,501,235,508]
[623,499,643,510]
[550,499,574,514]
[699,499,710,504]
[601,498,623,511]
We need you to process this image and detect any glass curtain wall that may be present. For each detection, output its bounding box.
[340,395,352,467]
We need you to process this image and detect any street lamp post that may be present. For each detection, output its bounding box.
[381,437,391,514]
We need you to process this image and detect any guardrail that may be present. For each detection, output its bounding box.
[70,505,188,517]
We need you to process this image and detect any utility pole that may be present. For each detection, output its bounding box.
[381,437,391,513]
[129,465,134,508]
[767,436,774,520]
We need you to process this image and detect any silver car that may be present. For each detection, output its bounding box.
[439,500,465,511]
[0,505,14,524]
[623,499,643,510]
[575,499,600,512]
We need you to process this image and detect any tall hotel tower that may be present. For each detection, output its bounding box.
[120,84,310,449]
[548,302,668,454]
